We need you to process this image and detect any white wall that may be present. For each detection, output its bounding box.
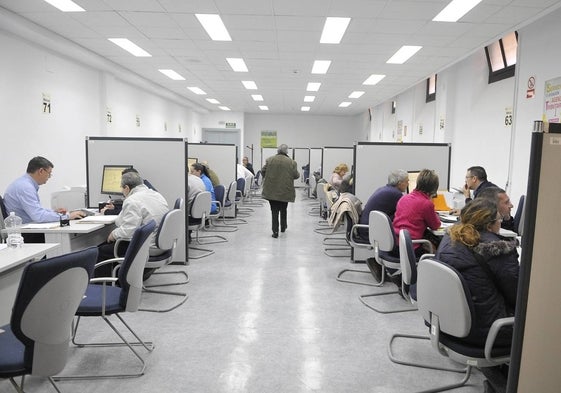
[0,24,199,208]
[244,113,362,171]
[369,48,516,200]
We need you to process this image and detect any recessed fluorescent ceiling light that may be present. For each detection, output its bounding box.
[259,105,269,111]
[188,87,206,95]
[206,98,220,104]
[195,14,232,41]
[304,96,316,102]
[312,60,331,74]
[158,69,185,81]
[108,38,151,57]
[433,0,483,22]
[44,0,84,12]
[251,94,264,101]
[219,106,231,111]
[387,45,422,64]
[349,91,364,98]
[307,82,321,92]
[226,58,248,72]
[242,81,258,90]
[339,102,352,107]
[362,74,386,85]
[301,106,311,112]
[320,17,351,44]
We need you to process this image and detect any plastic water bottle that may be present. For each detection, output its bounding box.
[4,212,24,248]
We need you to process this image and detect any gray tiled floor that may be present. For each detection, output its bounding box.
[3,190,485,392]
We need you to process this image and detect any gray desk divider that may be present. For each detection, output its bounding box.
[85,136,188,262]
[353,142,451,203]
[187,143,238,187]
[322,146,354,180]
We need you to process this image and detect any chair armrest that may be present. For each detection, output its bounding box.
[89,277,119,285]
[419,253,435,261]
[484,316,515,363]
[349,223,373,249]
[412,239,434,253]
[94,257,124,269]
[113,237,132,258]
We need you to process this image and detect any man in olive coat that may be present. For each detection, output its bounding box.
[261,144,300,238]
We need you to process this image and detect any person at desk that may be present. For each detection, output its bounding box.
[4,157,84,242]
[393,169,441,256]
[477,186,516,232]
[463,166,497,203]
[190,162,217,214]
[358,169,408,241]
[242,156,255,175]
[329,163,349,191]
[97,171,168,263]
[436,198,518,392]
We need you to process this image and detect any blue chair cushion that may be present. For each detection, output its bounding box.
[0,325,26,377]
[76,285,124,316]
[148,249,172,263]
[409,283,417,301]
[439,332,511,359]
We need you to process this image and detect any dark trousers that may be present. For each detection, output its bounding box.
[269,200,288,234]
[96,240,130,277]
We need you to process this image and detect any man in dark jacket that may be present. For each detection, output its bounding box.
[261,144,300,238]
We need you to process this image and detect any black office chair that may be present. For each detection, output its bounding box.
[0,247,96,392]
[0,194,8,219]
[513,194,525,235]
[56,220,156,380]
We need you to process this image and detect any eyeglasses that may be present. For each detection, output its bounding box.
[42,168,53,178]
[465,175,474,180]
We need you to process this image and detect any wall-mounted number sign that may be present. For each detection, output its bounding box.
[42,93,51,114]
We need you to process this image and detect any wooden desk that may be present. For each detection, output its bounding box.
[0,243,60,325]
[20,218,116,258]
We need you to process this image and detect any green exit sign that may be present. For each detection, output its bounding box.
[225,122,236,128]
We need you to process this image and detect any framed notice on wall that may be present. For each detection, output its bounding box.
[544,76,561,123]
[261,130,277,148]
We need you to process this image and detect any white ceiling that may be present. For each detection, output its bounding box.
[1,0,560,115]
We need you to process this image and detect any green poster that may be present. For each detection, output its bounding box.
[260,130,277,148]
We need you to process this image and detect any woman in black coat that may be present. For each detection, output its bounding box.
[436,198,519,347]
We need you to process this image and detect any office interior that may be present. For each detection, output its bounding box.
[1,1,561,392]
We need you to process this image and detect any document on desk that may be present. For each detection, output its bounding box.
[23,222,60,229]
[75,215,117,224]
[0,244,7,251]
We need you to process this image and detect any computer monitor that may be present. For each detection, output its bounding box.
[407,171,420,193]
[100,165,132,195]
[187,157,198,168]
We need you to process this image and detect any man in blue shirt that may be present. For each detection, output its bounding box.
[358,169,409,240]
[4,156,84,224]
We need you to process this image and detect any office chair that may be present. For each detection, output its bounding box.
[140,208,189,313]
[513,194,525,235]
[388,230,465,373]
[205,184,237,232]
[0,194,9,219]
[55,220,156,380]
[223,181,247,225]
[0,247,96,392]
[358,210,413,313]
[412,258,513,392]
[187,192,215,259]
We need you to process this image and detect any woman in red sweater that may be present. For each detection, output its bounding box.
[393,169,441,256]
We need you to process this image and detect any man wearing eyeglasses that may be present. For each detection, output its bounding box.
[3,156,84,224]
[463,166,497,203]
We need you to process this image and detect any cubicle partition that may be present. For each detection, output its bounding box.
[322,146,354,180]
[85,136,188,261]
[353,142,451,203]
[292,147,309,187]
[188,143,238,187]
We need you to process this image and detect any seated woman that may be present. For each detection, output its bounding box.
[190,163,218,214]
[436,198,519,347]
[329,163,349,191]
[393,169,441,256]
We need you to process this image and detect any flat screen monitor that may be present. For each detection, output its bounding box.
[101,165,132,195]
[187,157,198,168]
[407,171,420,194]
